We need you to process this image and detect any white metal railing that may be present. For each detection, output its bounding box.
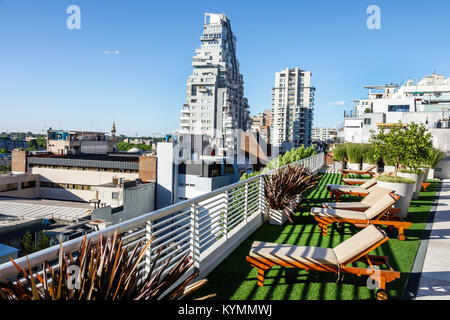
[0,152,325,283]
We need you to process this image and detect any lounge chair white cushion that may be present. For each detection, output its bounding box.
[361,186,394,206]
[333,225,386,265]
[329,186,371,194]
[342,178,369,184]
[250,241,339,266]
[343,165,377,173]
[359,179,377,189]
[363,193,396,219]
[249,226,387,267]
[322,202,370,210]
[311,207,368,220]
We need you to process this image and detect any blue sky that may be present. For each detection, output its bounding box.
[1,0,449,136]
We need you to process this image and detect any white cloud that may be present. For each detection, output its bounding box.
[103,50,120,55]
[328,100,346,106]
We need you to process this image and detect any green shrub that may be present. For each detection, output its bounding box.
[426,148,445,169]
[333,144,346,162]
[376,174,415,184]
[345,143,362,163]
[398,168,424,175]
[361,144,379,165]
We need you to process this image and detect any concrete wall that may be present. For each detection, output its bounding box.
[30,167,138,186]
[434,157,450,179]
[0,173,40,198]
[11,150,27,173]
[156,142,177,209]
[139,155,157,182]
[430,129,450,153]
[91,182,155,224]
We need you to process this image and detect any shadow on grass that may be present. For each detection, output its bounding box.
[190,174,439,300]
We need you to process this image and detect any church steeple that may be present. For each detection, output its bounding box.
[111,121,116,139]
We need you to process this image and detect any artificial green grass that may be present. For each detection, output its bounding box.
[191,173,439,300]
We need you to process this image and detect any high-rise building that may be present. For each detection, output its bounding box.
[250,109,272,144]
[180,13,250,153]
[270,68,315,150]
[312,127,337,142]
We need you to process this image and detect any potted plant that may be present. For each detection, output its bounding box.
[345,143,362,170]
[425,148,445,179]
[362,144,380,172]
[332,144,347,170]
[0,229,213,300]
[264,164,319,225]
[397,168,424,200]
[375,174,416,218]
[370,121,433,217]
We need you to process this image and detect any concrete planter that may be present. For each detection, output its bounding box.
[376,180,415,218]
[347,162,361,170]
[333,161,343,170]
[397,172,421,200]
[429,168,435,179]
[420,167,430,181]
[268,207,289,225]
[383,165,396,173]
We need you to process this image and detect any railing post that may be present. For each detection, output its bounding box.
[223,190,229,239]
[259,175,265,219]
[189,203,200,269]
[244,182,248,222]
[145,220,153,278]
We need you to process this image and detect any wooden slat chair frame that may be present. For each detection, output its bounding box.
[422,181,431,192]
[328,187,371,202]
[314,193,412,241]
[326,179,377,202]
[246,236,400,299]
[342,165,377,178]
[342,178,371,185]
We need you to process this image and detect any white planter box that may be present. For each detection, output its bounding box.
[333,161,343,170]
[347,162,361,170]
[397,172,421,200]
[268,207,289,225]
[377,180,415,218]
[429,168,435,179]
[420,167,430,181]
[383,165,396,173]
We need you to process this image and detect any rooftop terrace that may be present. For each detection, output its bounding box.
[0,153,445,300]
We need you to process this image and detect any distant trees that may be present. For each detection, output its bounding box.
[117,141,152,152]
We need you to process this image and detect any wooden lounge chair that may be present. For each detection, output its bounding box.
[321,186,401,215]
[326,178,377,202]
[342,165,377,178]
[342,177,371,185]
[311,192,412,240]
[422,181,431,192]
[246,225,400,300]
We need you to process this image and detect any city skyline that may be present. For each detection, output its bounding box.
[1,0,450,136]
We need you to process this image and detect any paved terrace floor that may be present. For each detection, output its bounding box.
[415,179,450,300]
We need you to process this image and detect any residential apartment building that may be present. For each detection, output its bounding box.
[180,13,250,154]
[250,109,272,145]
[155,140,252,209]
[312,127,337,142]
[270,68,315,151]
[47,130,117,155]
[344,72,450,148]
[343,72,450,178]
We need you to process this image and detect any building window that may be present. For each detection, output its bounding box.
[112,192,119,199]
[388,105,410,112]
[363,118,371,125]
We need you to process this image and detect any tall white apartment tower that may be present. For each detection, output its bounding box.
[270,68,315,149]
[180,13,250,153]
